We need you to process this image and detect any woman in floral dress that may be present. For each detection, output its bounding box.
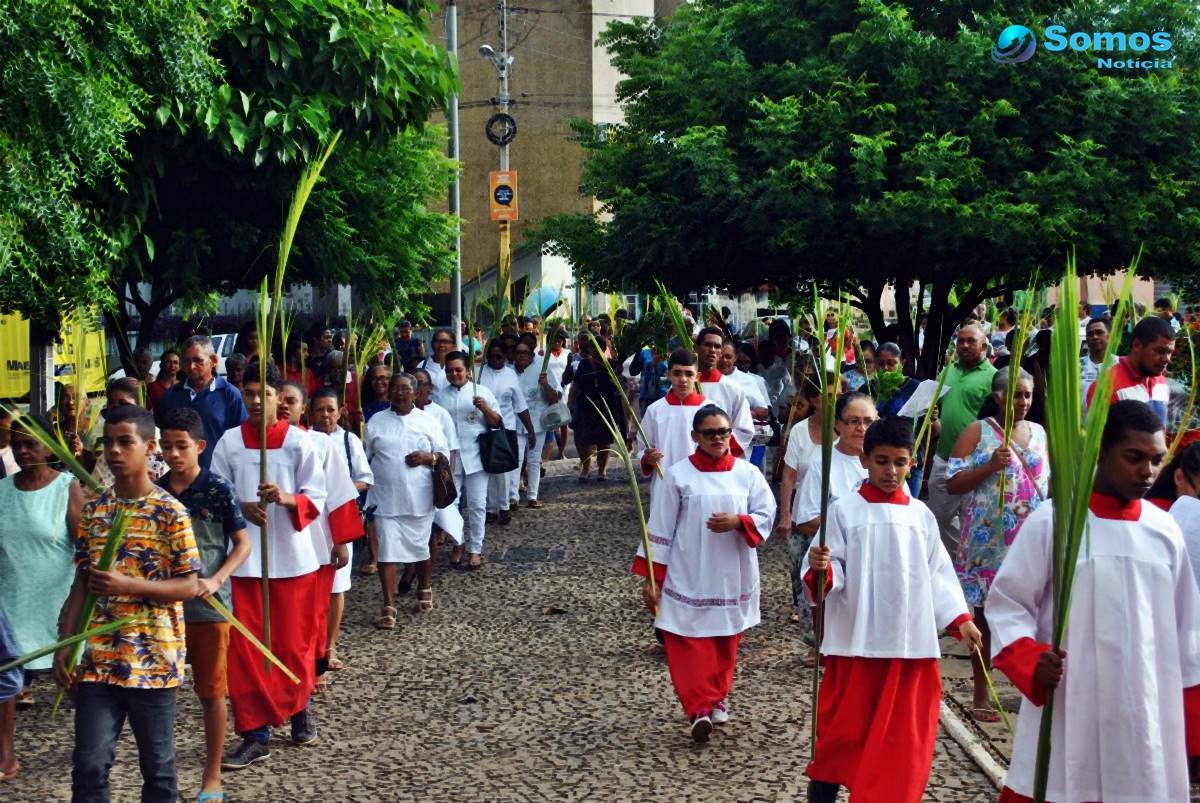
[946,368,1048,722]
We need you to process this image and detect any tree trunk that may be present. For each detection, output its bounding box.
[918,278,953,378]
[893,277,919,376]
[103,295,137,377]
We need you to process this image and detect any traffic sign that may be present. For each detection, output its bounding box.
[489,170,518,221]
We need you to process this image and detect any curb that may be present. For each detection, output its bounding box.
[939,701,1007,790]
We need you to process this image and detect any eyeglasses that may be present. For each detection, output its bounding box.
[840,417,877,429]
[698,427,733,439]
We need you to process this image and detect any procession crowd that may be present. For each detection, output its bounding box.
[0,296,1198,803]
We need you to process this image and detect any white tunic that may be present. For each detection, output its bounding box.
[639,457,776,637]
[514,367,561,435]
[545,349,571,388]
[305,427,366,564]
[636,396,704,479]
[800,490,968,658]
[418,359,449,392]
[697,372,755,457]
[433,383,501,475]
[211,424,328,579]
[364,408,450,518]
[479,364,528,431]
[986,501,1200,803]
[727,368,769,409]
[420,401,463,544]
[792,445,867,524]
[1170,495,1200,594]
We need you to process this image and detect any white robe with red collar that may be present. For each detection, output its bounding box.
[211,420,326,579]
[695,368,755,459]
[986,495,1200,803]
[801,484,970,658]
[636,391,706,480]
[633,452,775,638]
[306,427,366,562]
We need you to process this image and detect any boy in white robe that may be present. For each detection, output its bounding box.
[212,363,327,769]
[803,417,979,802]
[633,404,776,743]
[987,399,1200,803]
[637,349,706,488]
[693,327,755,458]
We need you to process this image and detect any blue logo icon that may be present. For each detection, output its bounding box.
[992,25,1037,64]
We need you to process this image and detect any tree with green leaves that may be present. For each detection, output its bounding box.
[98,0,458,368]
[537,0,1200,375]
[0,0,235,332]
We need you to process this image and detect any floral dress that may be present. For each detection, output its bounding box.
[946,418,1048,608]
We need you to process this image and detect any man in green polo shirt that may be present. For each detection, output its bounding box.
[927,323,995,550]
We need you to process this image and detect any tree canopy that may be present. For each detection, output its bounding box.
[537,0,1200,374]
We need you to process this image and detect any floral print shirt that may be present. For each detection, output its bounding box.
[73,487,201,688]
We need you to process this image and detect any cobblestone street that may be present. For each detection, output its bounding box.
[12,460,1000,802]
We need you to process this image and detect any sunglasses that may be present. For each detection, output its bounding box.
[697,427,733,439]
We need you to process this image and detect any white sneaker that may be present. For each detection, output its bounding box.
[711,701,729,725]
[690,714,713,742]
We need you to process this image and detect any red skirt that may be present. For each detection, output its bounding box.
[661,631,741,718]
[228,573,322,733]
[806,656,941,803]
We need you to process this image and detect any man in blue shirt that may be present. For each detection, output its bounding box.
[156,335,248,468]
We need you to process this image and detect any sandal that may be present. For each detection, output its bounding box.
[595,474,608,482]
[313,675,329,695]
[527,500,543,509]
[327,646,344,671]
[971,707,1003,723]
[415,587,433,614]
[373,606,398,630]
[0,762,19,783]
[14,687,33,707]
[468,553,483,571]
[197,792,225,803]
[578,474,590,483]
[449,546,464,567]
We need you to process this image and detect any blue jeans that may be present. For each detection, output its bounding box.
[72,682,177,803]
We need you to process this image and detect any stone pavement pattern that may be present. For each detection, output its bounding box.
[12,461,999,802]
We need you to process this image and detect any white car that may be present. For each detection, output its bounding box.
[109,332,239,382]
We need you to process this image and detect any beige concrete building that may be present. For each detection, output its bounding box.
[428,1,683,322]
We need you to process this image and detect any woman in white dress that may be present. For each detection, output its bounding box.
[364,374,449,624]
[434,352,503,571]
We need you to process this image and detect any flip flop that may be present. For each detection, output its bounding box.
[971,707,1002,723]
[197,792,225,802]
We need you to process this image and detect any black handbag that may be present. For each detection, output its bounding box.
[478,425,520,474]
[432,453,457,509]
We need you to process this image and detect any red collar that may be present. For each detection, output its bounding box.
[689,450,735,472]
[1148,496,1173,512]
[1089,491,1142,521]
[241,419,290,450]
[665,391,705,406]
[858,483,910,505]
[551,348,563,357]
[697,368,723,383]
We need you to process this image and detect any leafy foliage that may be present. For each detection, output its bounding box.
[537,0,1200,375]
[0,0,235,330]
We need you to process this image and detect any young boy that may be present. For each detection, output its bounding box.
[987,399,1200,802]
[53,404,202,803]
[804,416,980,803]
[633,405,776,742]
[309,388,373,671]
[212,363,327,770]
[158,407,251,801]
[637,349,706,485]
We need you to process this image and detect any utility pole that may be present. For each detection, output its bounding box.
[447,0,462,348]
[482,0,516,321]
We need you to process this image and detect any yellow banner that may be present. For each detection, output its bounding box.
[0,314,108,398]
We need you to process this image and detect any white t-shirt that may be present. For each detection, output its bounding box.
[792,445,867,525]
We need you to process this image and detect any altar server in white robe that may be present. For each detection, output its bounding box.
[365,373,449,623]
[479,339,536,523]
[513,341,561,508]
[632,405,775,743]
[987,400,1200,803]
[802,417,979,803]
[434,352,503,571]
[276,381,364,682]
[692,327,755,459]
[637,349,705,490]
[211,363,328,753]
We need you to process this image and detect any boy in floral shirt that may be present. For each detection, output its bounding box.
[54,404,201,803]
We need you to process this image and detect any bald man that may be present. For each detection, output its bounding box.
[926,323,996,551]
